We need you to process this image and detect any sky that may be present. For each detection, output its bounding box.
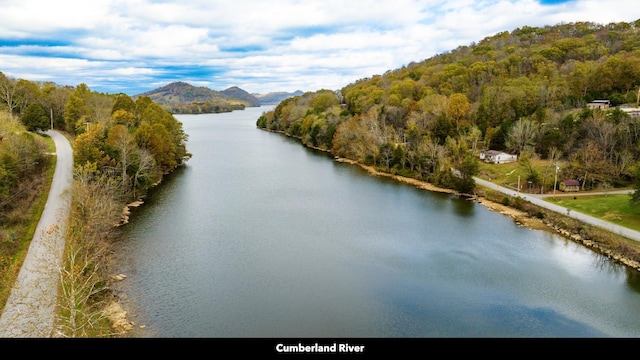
[0,0,639,96]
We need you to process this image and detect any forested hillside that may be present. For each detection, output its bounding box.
[0,74,191,334]
[134,81,255,114]
[258,20,640,195]
[0,74,191,203]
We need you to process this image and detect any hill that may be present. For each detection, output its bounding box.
[221,86,261,107]
[258,19,640,195]
[253,90,305,105]
[135,81,257,114]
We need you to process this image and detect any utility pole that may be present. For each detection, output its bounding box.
[553,163,559,197]
[50,108,53,130]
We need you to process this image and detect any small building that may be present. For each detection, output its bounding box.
[620,106,640,118]
[479,150,518,164]
[587,99,610,110]
[559,179,580,192]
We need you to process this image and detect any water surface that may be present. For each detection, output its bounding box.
[114,106,640,338]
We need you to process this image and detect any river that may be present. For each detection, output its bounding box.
[112,105,640,338]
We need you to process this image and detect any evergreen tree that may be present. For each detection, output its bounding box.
[20,103,49,131]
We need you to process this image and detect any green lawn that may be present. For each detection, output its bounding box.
[545,194,640,231]
[477,159,563,194]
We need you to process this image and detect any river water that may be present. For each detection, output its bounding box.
[113,106,640,338]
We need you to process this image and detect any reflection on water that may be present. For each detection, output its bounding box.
[626,269,640,292]
[114,106,640,338]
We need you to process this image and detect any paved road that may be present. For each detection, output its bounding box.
[473,177,640,242]
[0,130,73,338]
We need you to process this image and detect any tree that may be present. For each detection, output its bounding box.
[15,79,41,115]
[20,103,50,131]
[111,94,137,116]
[378,142,393,170]
[64,84,94,134]
[631,166,640,206]
[447,93,470,131]
[41,83,72,130]
[455,154,479,194]
[131,148,157,200]
[505,118,537,155]
[106,125,136,191]
[73,124,105,168]
[0,72,19,114]
[112,109,137,129]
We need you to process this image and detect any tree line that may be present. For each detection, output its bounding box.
[257,19,640,198]
[0,74,191,203]
[0,74,191,336]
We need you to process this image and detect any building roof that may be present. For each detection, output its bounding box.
[562,179,580,186]
[484,150,514,156]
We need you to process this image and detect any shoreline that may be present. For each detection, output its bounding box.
[337,153,640,272]
[110,127,640,336]
[258,127,640,272]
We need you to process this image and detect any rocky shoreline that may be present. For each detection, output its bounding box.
[109,129,640,336]
[333,155,640,273]
[260,127,640,273]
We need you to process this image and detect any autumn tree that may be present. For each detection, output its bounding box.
[106,125,136,190]
[64,84,94,134]
[447,93,470,131]
[40,82,71,130]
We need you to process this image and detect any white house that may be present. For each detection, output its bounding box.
[587,99,611,109]
[479,150,518,164]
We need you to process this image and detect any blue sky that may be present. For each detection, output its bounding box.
[0,0,638,95]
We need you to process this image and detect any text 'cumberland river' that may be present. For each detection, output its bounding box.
[113,105,640,338]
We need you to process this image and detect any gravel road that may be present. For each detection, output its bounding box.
[0,130,73,338]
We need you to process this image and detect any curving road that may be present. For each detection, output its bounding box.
[473,176,640,242]
[0,130,73,338]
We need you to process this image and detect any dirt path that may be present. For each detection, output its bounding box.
[0,130,73,338]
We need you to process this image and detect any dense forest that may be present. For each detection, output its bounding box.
[257,20,640,197]
[0,75,191,205]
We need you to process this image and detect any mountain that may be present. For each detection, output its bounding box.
[134,82,257,114]
[222,86,261,107]
[253,90,305,105]
[135,81,306,113]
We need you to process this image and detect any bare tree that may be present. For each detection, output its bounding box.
[107,125,137,192]
[132,148,156,200]
[0,72,19,114]
[505,118,537,155]
[584,118,618,162]
[56,169,123,337]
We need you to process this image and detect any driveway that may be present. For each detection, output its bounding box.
[473,177,640,242]
[0,130,73,338]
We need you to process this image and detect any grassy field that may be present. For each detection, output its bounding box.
[477,158,562,195]
[545,194,640,231]
[476,157,640,232]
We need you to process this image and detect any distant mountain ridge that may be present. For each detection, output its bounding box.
[253,90,305,104]
[134,81,303,114]
[221,86,261,107]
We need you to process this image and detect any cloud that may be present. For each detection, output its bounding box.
[0,0,638,95]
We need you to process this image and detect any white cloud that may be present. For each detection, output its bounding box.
[0,0,639,94]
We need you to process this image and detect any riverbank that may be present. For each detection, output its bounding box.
[258,127,640,272]
[334,155,640,272]
[335,156,546,228]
